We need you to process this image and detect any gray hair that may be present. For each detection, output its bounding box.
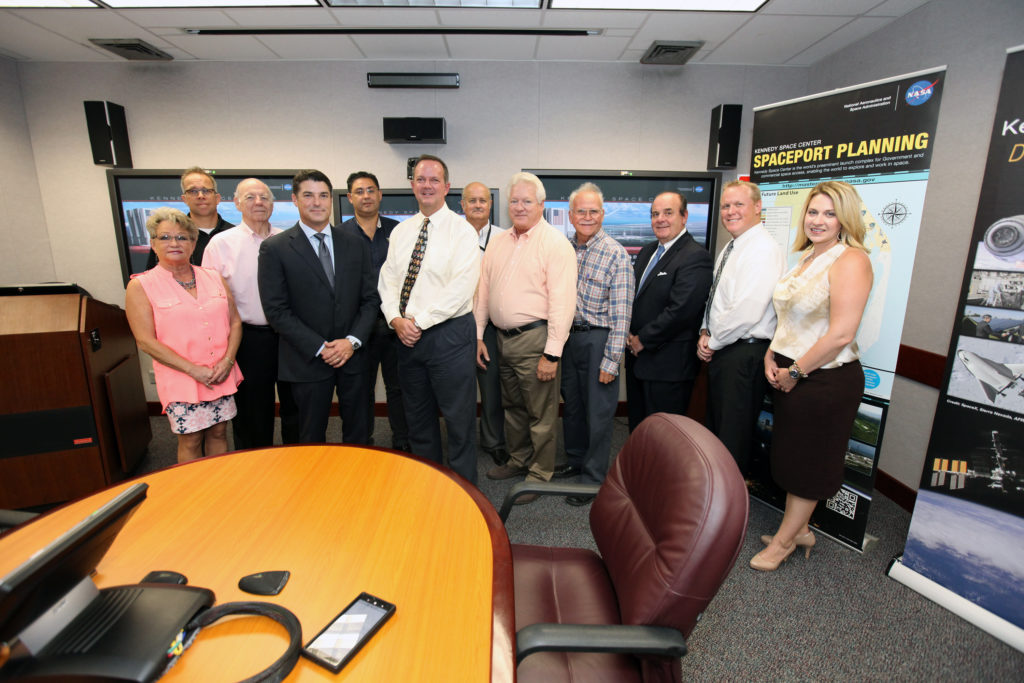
[507,172,546,202]
[569,182,603,210]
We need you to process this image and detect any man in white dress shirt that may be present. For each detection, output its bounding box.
[378,155,481,483]
[697,180,786,475]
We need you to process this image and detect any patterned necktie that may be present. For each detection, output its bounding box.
[399,217,429,316]
[315,232,334,288]
[638,243,665,290]
[704,240,734,335]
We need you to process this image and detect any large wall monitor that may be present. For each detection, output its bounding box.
[107,169,299,286]
[332,188,497,226]
[526,170,722,257]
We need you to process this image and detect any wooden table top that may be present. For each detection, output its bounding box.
[0,445,516,682]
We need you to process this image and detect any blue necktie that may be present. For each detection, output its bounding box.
[639,244,665,290]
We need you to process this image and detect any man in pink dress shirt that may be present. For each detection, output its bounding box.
[475,172,577,504]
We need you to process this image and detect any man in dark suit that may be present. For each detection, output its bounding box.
[258,169,380,444]
[626,191,713,431]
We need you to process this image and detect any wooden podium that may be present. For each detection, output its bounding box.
[0,285,150,509]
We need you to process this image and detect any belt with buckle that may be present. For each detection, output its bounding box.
[497,320,547,337]
[571,323,609,332]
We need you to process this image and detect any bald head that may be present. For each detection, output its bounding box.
[461,181,492,231]
[234,178,274,232]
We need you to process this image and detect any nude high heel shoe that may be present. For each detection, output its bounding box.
[759,530,816,558]
[749,540,797,571]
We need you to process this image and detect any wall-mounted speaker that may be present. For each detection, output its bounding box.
[383,117,446,144]
[707,104,741,170]
[84,101,133,168]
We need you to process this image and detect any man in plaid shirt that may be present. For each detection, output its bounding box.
[559,183,634,505]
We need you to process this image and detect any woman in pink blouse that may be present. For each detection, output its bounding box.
[126,208,243,463]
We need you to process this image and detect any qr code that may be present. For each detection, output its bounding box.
[825,488,858,520]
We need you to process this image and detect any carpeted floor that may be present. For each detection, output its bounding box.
[137,415,1024,681]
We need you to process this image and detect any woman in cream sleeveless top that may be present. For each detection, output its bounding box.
[751,181,874,572]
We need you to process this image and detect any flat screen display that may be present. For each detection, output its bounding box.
[107,169,300,285]
[332,188,497,226]
[527,170,722,258]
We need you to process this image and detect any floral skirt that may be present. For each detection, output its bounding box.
[165,395,237,435]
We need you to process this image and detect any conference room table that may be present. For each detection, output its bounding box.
[0,445,516,681]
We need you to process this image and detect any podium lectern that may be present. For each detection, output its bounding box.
[0,285,150,508]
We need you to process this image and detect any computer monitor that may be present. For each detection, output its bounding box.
[526,170,722,258]
[106,169,299,286]
[0,483,148,645]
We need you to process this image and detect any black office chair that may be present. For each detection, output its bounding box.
[500,413,749,683]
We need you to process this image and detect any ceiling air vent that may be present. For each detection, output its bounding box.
[640,40,704,66]
[89,39,173,61]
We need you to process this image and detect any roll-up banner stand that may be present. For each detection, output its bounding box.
[889,46,1024,653]
[748,67,946,550]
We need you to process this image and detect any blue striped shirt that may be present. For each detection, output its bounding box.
[571,230,634,375]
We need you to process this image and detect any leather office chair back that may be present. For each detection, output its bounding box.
[590,413,748,678]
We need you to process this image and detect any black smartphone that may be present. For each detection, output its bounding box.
[302,592,396,673]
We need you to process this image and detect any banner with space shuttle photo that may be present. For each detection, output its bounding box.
[891,46,1024,653]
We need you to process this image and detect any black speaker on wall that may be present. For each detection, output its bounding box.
[707,104,741,170]
[84,101,133,168]
[383,117,446,144]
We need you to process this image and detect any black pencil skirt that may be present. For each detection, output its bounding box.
[770,354,864,500]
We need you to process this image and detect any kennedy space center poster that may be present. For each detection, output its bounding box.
[893,47,1024,652]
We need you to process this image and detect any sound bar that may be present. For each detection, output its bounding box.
[383,117,447,145]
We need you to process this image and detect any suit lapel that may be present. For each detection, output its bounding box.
[288,223,334,292]
[635,233,691,298]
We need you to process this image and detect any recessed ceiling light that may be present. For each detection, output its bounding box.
[102,0,318,7]
[548,0,765,10]
[325,1,540,6]
[0,1,97,7]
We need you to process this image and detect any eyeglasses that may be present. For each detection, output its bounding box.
[155,234,194,243]
[184,188,217,197]
[241,194,273,203]
[573,209,602,218]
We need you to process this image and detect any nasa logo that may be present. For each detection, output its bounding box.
[905,79,938,106]
[695,185,705,193]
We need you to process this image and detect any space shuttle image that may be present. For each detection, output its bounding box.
[956,350,1024,402]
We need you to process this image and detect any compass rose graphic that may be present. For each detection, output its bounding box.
[881,201,908,226]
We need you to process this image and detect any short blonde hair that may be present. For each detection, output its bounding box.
[146,207,198,241]
[792,181,870,254]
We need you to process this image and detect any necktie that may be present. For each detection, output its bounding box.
[400,217,429,317]
[315,232,335,288]
[638,244,665,290]
[704,240,734,335]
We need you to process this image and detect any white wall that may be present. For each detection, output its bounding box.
[806,0,1024,489]
[0,58,53,283]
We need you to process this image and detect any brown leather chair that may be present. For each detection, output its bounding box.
[500,413,749,683]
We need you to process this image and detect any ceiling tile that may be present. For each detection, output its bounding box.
[438,8,541,26]
[0,10,114,60]
[255,34,363,59]
[535,33,631,60]
[627,11,748,51]
[330,8,440,26]
[446,33,537,59]
[759,0,879,15]
[11,8,161,42]
[117,9,237,28]
[160,33,280,59]
[542,9,646,29]
[702,14,847,64]
[866,0,932,17]
[220,8,340,26]
[786,16,892,66]
[350,34,449,59]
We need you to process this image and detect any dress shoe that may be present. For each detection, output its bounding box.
[513,493,539,505]
[485,448,510,466]
[749,541,797,571]
[552,464,581,479]
[759,530,816,558]
[565,494,595,507]
[487,463,527,480]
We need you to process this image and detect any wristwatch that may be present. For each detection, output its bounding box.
[543,353,560,363]
[788,362,807,380]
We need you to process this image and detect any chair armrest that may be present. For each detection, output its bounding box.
[498,481,601,522]
[515,623,687,664]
